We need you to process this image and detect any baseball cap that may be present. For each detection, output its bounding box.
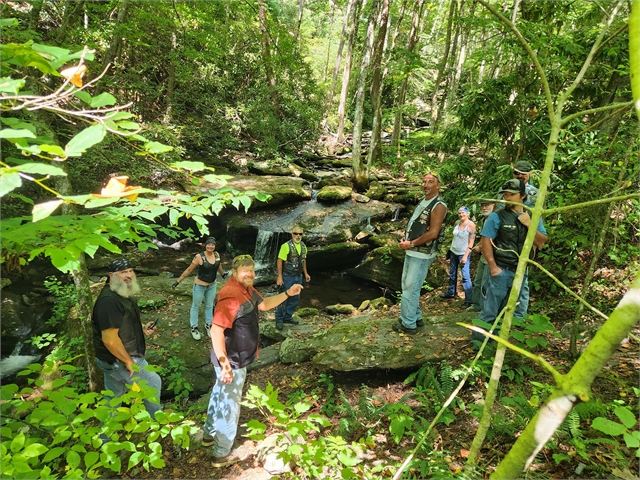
[499,179,525,195]
[513,160,533,173]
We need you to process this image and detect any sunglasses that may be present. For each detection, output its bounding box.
[292,232,303,236]
[513,170,527,175]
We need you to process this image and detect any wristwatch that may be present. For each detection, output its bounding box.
[410,241,415,248]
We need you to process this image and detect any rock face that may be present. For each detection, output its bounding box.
[307,312,474,371]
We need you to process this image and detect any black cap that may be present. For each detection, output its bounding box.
[499,179,525,195]
[108,258,133,272]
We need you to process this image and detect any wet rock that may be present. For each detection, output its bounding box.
[352,193,371,203]
[326,304,356,315]
[366,182,388,201]
[358,300,370,311]
[296,307,319,318]
[316,185,353,203]
[1,278,11,289]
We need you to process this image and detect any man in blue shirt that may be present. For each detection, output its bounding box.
[472,179,547,349]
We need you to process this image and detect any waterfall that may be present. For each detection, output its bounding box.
[253,230,287,279]
[391,206,400,222]
[0,340,40,379]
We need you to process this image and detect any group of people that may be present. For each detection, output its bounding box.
[395,160,547,347]
[91,228,311,462]
[90,159,545,461]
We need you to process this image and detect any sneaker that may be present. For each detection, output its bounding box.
[392,322,418,335]
[283,318,299,325]
[440,294,455,299]
[205,323,211,338]
[275,321,284,331]
[202,433,215,447]
[191,326,201,340]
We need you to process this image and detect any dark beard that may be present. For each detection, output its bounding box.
[110,275,141,298]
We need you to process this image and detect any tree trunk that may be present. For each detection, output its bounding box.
[351,0,379,191]
[296,0,304,44]
[366,0,390,168]
[337,0,361,143]
[55,1,85,46]
[258,0,278,110]
[381,0,408,83]
[102,0,130,71]
[391,0,425,148]
[323,0,356,129]
[430,0,457,131]
[163,32,178,125]
[28,0,44,31]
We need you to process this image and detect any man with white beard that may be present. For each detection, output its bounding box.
[92,258,162,418]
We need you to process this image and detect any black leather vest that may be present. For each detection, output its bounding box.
[92,286,145,363]
[197,251,220,283]
[211,289,262,369]
[406,196,447,255]
[492,209,529,270]
[282,240,307,276]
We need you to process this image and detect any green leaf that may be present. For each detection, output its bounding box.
[51,430,72,446]
[16,163,67,176]
[41,412,68,426]
[39,144,67,157]
[0,77,25,94]
[171,161,206,172]
[43,446,66,462]
[84,451,99,469]
[73,91,92,104]
[0,171,22,197]
[89,93,117,108]
[0,128,36,139]
[22,443,48,458]
[624,431,640,448]
[614,406,637,429]
[592,417,627,436]
[66,450,81,469]
[32,199,64,222]
[64,124,106,157]
[0,18,18,27]
[106,112,135,121]
[127,451,144,470]
[115,121,140,131]
[10,432,25,453]
[144,141,173,154]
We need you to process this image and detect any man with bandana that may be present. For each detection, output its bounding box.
[92,258,162,418]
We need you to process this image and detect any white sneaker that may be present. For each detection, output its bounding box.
[205,324,211,338]
[191,326,201,340]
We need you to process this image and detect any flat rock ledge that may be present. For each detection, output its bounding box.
[266,311,475,371]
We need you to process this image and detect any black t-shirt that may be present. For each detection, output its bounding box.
[92,286,145,363]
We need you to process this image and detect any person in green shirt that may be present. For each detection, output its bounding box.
[275,226,311,330]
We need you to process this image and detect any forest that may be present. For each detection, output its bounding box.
[1,0,639,479]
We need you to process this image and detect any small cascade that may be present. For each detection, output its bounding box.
[0,340,40,379]
[391,206,401,222]
[253,230,287,279]
[364,217,375,233]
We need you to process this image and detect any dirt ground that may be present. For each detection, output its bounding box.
[120,292,640,480]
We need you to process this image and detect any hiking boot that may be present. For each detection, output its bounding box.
[191,326,201,340]
[440,294,455,299]
[416,319,424,328]
[205,323,211,338]
[202,433,215,447]
[392,322,418,335]
[283,318,299,325]
[275,321,284,331]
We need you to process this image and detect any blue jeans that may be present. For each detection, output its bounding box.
[472,268,515,345]
[191,282,216,328]
[400,254,436,329]
[275,274,302,323]
[446,252,472,304]
[471,259,487,311]
[514,272,529,319]
[96,357,162,419]
[203,366,247,458]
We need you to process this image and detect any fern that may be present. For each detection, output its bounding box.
[567,410,583,439]
[439,363,454,398]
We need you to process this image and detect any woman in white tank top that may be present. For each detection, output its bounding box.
[441,206,476,306]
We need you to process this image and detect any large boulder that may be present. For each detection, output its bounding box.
[309,312,474,371]
[316,185,353,203]
[306,242,369,272]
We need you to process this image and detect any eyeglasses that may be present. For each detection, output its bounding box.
[292,232,303,236]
